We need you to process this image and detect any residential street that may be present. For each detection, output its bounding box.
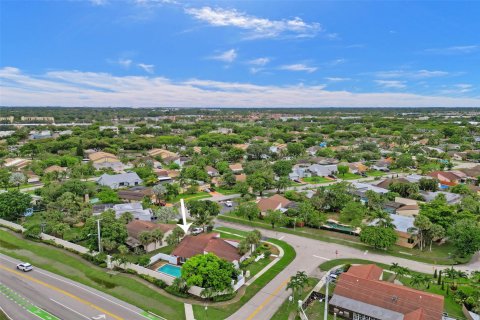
[0,254,164,320]
[219,220,480,320]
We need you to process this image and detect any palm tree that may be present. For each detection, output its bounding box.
[138,231,153,251]
[150,229,164,249]
[426,224,445,251]
[200,287,216,301]
[409,274,424,288]
[286,277,300,300]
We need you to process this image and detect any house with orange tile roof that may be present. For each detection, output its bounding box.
[329,264,444,320]
[126,220,176,252]
[172,233,247,267]
[256,194,293,214]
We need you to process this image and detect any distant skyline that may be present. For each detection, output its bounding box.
[1,0,479,108]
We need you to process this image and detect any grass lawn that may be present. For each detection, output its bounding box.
[317,259,466,319]
[218,214,470,265]
[0,229,185,319]
[271,277,319,320]
[304,300,335,320]
[168,192,212,203]
[192,227,296,320]
[302,176,332,184]
[338,172,362,180]
[366,170,386,177]
[214,187,239,195]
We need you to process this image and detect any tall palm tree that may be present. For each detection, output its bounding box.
[138,231,153,251]
[150,229,165,249]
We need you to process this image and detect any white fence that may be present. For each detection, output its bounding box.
[1,218,245,298]
[149,252,177,265]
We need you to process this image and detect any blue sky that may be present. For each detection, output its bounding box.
[0,0,479,107]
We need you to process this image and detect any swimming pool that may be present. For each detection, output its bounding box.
[157,264,181,278]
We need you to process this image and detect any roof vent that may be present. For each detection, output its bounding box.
[391,295,398,303]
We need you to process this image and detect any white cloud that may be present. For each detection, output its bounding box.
[375,69,449,79]
[185,6,321,39]
[248,57,270,66]
[424,45,479,55]
[325,77,351,82]
[138,63,155,74]
[440,84,474,95]
[375,80,407,89]
[90,0,108,6]
[210,49,237,63]
[279,64,317,73]
[108,58,133,69]
[2,67,478,108]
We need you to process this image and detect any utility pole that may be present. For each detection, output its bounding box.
[324,276,332,320]
[96,219,102,253]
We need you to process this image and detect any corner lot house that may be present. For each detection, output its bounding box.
[172,233,247,267]
[97,172,143,189]
[126,220,175,252]
[257,194,292,214]
[330,264,444,320]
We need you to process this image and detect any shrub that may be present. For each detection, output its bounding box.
[212,292,236,302]
[165,285,189,298]
[138,255,150,267]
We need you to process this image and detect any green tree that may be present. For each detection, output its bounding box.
[339,201,366,227]
[165,183,180,200]
[97,188,120,204]
[365,190,386,211]
[286,271,309,301]
[0,191,32,221]
[234,202,260,221]
[275,176,291,193]
[166,227,185,246]
[272,160,293,177]
[359,226,398,249]
[188,200,220,231]
[82,210,128,252]
[265,209,285,229]
[181,253,238,295]
[413,214,432,251]
[311,182,353,212]
[337,165,349,177]
[426,224,445,251]
[234,181,250,197]
[286,142,305,157]
[152,184,167,203]
[23,224,42,239]
[0,168,11,190]
[448,219,480,257]
[419,178,438,192]
[155,206,178,223]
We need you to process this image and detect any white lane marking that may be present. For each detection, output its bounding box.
[0,254,142,317]
[50,298,90,320]
[313,255,330,261]
[0,306,14,320]
[278,236,285,240]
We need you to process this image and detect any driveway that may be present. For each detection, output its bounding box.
[220,220,480,320]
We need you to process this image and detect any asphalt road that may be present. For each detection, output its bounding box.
[0,254,164,320]
[220,220,480,320]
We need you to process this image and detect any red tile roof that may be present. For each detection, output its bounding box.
[172,233,241,262]
[257,194,291,212]
[347,264,383,280]
[126,220,175,240]
[333,265,444,320]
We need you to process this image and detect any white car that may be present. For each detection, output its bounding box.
[225,201,233,207]
[191,227,203,235]
[16,262,33,272]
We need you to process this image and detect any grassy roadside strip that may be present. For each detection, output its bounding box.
[0,229,184,319]
[317,259,465,319]
[271,277,319,320]
[217,215,469,265]
[192,226,297,320]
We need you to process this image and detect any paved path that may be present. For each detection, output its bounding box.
[0,254,165,320]
[220,220,480,320]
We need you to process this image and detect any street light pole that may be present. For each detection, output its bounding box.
[96,219,102,253]
[324,276,332,320]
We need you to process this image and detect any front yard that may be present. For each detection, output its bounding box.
[302,176,333,184]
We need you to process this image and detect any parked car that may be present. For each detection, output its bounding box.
[16,262,33,272]
[225,200,233,207]
[191,227,203,235]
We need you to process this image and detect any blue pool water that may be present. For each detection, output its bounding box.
[157,264,181,278]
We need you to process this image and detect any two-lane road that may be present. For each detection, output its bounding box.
[0,254,164,320]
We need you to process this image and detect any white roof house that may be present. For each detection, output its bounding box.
[96,172,143,189]
[112,203,153,221]
[308,164,338,177]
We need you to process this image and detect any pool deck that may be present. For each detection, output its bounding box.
[149,260,166,271]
